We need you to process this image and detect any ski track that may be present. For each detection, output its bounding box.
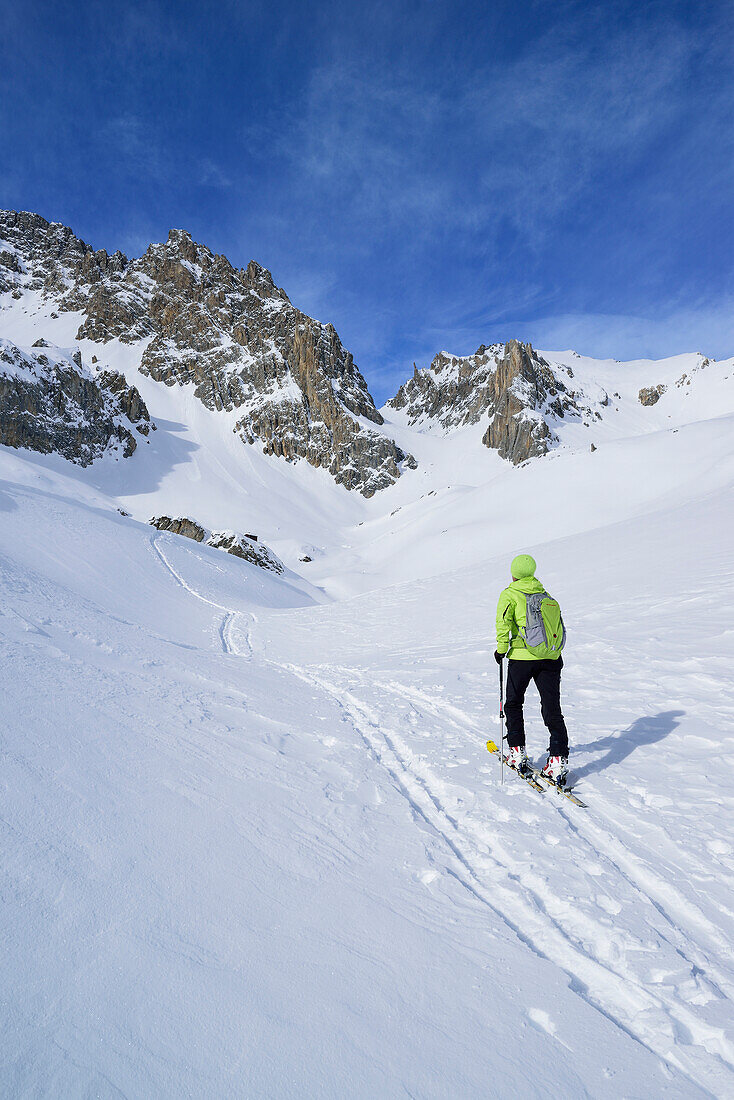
[284,663,734,1093]
[150,535,251,657]
[376,678,734,991]
[148,544,734,1094]
[377,678,734,983]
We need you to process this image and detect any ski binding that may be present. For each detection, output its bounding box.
[486,741,587,807]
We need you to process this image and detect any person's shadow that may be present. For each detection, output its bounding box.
[572,710,685,781]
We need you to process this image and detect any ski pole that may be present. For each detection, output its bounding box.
[499,658,504,785]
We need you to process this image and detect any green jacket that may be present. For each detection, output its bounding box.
[496,576,561,661]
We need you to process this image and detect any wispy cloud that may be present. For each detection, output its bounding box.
[198,159,233,189]
[508,301,734,363]
[253,6,734,395]
[100,116,232,198]
[6,0,731,401]
[102,116,169,181]
[245,7,731,257]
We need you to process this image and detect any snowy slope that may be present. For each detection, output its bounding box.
[259,482,734,1095]
[332,410,734,595]
[3,265,734,1094]
[3,271,733,591]
[2,450,733,1097]
[538,347,734,446]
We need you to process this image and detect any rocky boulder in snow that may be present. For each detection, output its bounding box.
[207,531,284,574]
[0,338,151,466]
[150,516,284,574]
[150,516,207,542]
[639,384,666,406]
[0,210,415,496]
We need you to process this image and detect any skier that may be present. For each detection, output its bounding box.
[494,554,569,786]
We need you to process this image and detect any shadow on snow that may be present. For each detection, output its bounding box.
[572,710,685,780]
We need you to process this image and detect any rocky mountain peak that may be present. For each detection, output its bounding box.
[388,338,598,464]
[165,227,197,255]
[0,210,128,298]
[244,258,280,295]
[0,210,415,495]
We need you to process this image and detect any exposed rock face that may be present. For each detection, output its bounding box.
[0,338,151,466]
[98,369,151,433]
[207,531,284,574]
[390,343,505,428]
[639,384,666,406]
[150,516,284,573]
[481,342,563,462]
[0,210,414,496]
[150,516,207,542]
[389,340,590,464]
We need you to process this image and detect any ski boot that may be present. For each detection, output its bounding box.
[541,755,569,788]
[507,745,530,775]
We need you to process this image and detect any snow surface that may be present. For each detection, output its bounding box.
[2,283,734,1095]
[3,449,733,1096]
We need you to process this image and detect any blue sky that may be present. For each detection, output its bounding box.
[2,0,733,401]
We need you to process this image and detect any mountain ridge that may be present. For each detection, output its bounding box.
[4,209,729,496]
[0,209,414,496]
[2,208,733,595]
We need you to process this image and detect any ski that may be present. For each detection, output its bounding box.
[486,741,587,807]
[533,770,588,808]
[486,741,546,793]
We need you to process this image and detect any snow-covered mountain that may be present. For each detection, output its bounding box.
[2,209,731,574]
[0,210,414,496]
[389,339,581,462]
[2,209,734,1096]
[388,338,731,464]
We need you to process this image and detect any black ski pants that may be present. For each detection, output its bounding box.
[504,656,568,756]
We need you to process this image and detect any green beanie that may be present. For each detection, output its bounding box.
[511,553,536,579]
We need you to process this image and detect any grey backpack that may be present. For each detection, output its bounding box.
[521,591,566,658]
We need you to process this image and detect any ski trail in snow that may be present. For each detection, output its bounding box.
[286,662,734,1093]
[377,678,734,993]
[377,676,734,1008]
[145,538,734,1091]
[378,677,734,972]
[150,536,250,657]
[220,611,236,654]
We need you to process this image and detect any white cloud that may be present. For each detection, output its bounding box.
[243,8,732,255]
[511,303,734,363]
[355,298,734,406]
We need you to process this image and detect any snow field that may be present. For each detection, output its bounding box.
[1,462,728,1096]
[257,483,734,1094]
[2,290,734,1095]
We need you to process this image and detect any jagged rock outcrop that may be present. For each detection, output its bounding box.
[639,384,666,406]
[207,531,283,573]
[0,211,414,495]
[0,338,151,466]
[481,341,564,462]
[390,343,507,428]
[389,339,590,464]
[150,516,207,542]
[150,516,284,573]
